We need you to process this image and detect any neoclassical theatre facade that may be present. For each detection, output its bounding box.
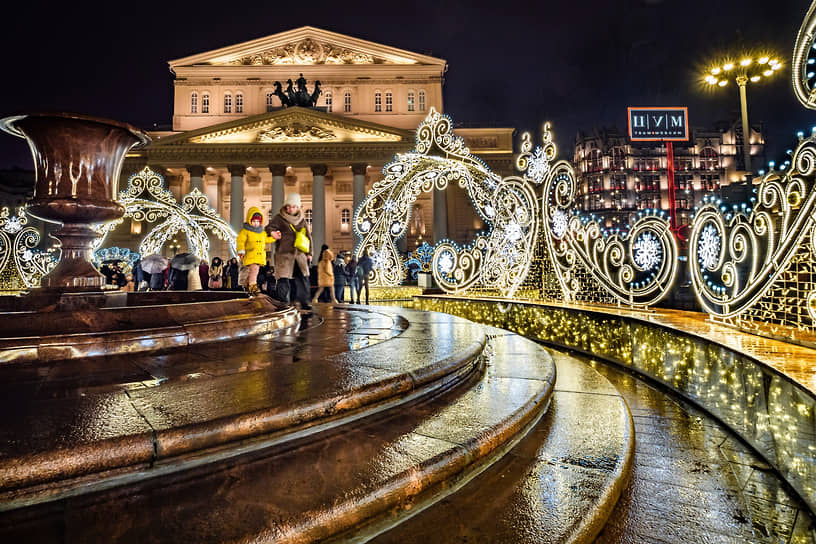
[118,26,515,259]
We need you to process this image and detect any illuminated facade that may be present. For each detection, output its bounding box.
[573,121,767,231]
[119,27,514,259]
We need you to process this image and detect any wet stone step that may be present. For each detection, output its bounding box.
[0,329,557,544]
[0,307,485,505]
[370,345,635,544]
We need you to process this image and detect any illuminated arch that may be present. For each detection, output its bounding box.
[354,108,539,297]
[94,166,237,261]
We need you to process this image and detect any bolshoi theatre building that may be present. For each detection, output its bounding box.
[117,26,515,259]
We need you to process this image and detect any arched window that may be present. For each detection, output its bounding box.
[224,92,232,114]
[324,91,332,112]
[407,91,415,112]
[266,92,275,112]
[418,90,426,112]
[235,92,243,113]
[374,91,382,112]
[385,91,392,112]
[202,92,210,113]
[344,91,352,113]
[190,92,198,114]
[700,147,719,170]
[340,208,351,233]
[305,209,313,226]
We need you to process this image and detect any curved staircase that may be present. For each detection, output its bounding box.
[0,305,634,543]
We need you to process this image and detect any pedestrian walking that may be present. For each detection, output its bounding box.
[312,245,339,304]
[266,192,313,310]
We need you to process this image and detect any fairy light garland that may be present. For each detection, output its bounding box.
[94,166,237,262]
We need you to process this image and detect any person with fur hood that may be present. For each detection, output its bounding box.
[266,193,313,310]
[236,206,281,296]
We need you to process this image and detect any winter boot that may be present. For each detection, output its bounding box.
[248,283,260,297]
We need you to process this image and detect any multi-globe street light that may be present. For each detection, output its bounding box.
[703,54,782,177]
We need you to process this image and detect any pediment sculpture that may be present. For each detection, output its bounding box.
[226,39,374,65]
[258,123,336,142]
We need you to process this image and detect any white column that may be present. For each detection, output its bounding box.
[228,164,245,232]
[187,164,205,192]
[311,164,327,257]
[270,164,286,217]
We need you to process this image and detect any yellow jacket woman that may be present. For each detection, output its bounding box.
[236,207,281,294]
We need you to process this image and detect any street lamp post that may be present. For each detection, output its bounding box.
[704,55,782,178]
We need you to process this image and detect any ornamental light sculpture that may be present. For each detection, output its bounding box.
[703,53,782,177]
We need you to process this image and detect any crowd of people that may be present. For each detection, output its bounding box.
[98,192,376,311]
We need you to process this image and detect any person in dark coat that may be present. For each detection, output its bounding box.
[355,251,373,304]
[198,260,210,291]
[346,257,359,303]
[167,266,188,290]
[227,257,240,290]
[333,252,347,303]
[266,192,313,310]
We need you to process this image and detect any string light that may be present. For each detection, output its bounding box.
[0,207,57,290]
[354,108,539,297]
[94,166,237,261]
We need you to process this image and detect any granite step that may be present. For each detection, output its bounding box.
[0,317,558,543]
[370,336,636,544]
[0,307,486,507]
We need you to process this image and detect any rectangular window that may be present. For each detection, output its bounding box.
[235,93,243,113]
[344,92,351,113]
[202,94,210,113]
[224,94,232,114]
[419,91,426,112]
[385,92,392,112]
[375,92,382,112]
[191,93,198,114]
[325,92,332,112]
[408,92,415,112]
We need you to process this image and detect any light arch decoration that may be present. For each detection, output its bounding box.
[793,0,816,110]
[94,166,237,261]
[0,207,58,289]
[689,135,816,331]
[354,108,539,297]
[540,146,678,309]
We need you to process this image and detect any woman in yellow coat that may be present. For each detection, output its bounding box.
[236,207,281,295]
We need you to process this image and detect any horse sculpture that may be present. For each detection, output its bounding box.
[272,76,322,108]
[272,81,291,108]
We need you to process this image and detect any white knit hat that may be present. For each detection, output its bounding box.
[284,193,301,207]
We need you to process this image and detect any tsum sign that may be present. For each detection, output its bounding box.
[628,107,689,141]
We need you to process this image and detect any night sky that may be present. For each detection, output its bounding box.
[0,0,812,171]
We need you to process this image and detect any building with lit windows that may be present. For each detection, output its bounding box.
[116,27,515,258]
[572,120,767,233]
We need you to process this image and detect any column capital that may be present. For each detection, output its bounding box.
[186,164,206,177]
[351,163,368,176]
[269,164,287,177]
[227,164,246,177]
[310,164,328,177]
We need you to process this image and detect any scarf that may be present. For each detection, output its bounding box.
[242,223,264,233]
[280,208,304,226]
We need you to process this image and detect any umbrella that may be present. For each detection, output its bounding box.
[170,252,200,271]
[141,254,169,274]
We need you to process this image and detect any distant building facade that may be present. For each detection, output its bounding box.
[572,120,767,232]
[117,27,514,259]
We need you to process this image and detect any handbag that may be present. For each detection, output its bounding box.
[290,224,310,254]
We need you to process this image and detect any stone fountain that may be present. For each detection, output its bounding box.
[0,113,299,362]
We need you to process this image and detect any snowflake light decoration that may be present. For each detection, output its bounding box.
[633,232,662,271]
[552,210,569,238]
[697,225,721,270]
[438,250,455,274]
